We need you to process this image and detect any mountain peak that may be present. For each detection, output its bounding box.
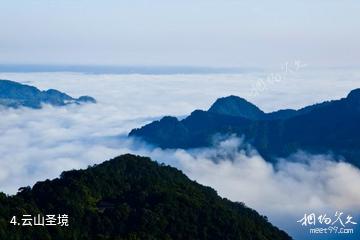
[208,95,265,119]
[347,88,360,101]
[1,154,291,239]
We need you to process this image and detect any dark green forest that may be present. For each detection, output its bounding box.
[0,154,291,240]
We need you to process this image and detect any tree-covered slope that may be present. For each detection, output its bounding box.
[0,154,291,240]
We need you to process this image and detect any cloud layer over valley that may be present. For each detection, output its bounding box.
[0,70,360,238]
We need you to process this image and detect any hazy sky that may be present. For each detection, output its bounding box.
[1,0,359,67]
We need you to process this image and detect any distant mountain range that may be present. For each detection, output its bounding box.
[0,80,96,109]
[0,154,291,240]
[130,89,360,168]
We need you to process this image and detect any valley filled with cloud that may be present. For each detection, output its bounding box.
[0,70,360,238]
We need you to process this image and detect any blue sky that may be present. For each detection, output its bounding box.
[1,0,359,67]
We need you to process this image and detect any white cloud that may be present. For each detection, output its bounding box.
[133,136,360,239]
[0,71,359,238]
[168,137,360,213]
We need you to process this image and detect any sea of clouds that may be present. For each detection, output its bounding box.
[0,69,360,239]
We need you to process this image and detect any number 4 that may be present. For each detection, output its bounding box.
[10,216,17,225]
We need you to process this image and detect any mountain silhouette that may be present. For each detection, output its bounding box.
[0,79,96,109]
[130,89,360,167]
[208,95,265,119]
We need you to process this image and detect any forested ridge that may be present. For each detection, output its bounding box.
[0,154,291,240]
